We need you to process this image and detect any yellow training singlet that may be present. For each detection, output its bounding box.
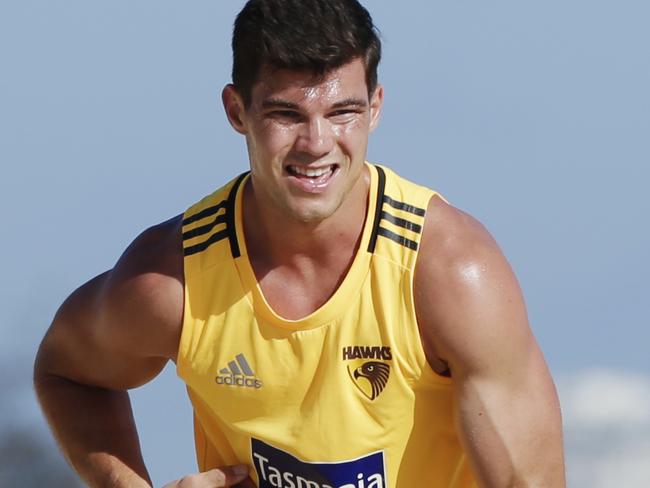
[177,163,477,488]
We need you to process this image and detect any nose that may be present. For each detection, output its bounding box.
[294,117,334,157]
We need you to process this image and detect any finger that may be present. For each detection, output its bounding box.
[234,477,257,488]
[166,465,250,488]
[199,464,249,487]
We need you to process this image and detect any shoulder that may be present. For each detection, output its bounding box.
[111,214,184,284]
[418,196,504,279]
[414,196,531,373]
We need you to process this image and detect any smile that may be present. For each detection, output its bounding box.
[286,164,338,178]
[285,164,340,192]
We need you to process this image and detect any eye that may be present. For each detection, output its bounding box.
[328,108,362,123]
[268,110,301,121]
[330,109,356,117]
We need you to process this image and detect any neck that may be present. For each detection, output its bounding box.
[242,170,370,270]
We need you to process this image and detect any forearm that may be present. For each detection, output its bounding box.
[34,372,152,488]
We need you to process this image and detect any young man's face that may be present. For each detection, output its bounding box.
[224,58,383,224]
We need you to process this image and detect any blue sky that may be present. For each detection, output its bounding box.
[1,1,649,486]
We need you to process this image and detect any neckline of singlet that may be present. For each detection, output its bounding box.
[232,162,379,330]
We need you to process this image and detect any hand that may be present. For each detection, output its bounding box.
[162,464,252,487]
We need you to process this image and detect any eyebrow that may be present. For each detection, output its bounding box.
[261,97,368,110]
[261,98,300,110]
[331,98,368,109]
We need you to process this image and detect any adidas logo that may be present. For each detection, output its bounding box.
[215,353,262,389]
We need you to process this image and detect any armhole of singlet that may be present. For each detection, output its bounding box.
[176,263,192,379]
[407,191,454,386]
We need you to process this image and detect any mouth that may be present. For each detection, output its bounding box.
[286,164,338,178]
[285,164,340,191]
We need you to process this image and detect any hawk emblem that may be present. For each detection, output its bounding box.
[348,361,390,400]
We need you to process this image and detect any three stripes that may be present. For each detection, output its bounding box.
[367,166,425,252]
[182,172,248,257]
[219,353,255,377]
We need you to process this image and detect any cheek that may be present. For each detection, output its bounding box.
[335,119,370,151]
[251,124,295,160]
[337,112,370,136]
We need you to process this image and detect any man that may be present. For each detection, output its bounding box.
[34,0,565,486]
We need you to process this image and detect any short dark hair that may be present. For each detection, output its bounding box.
[232,0,381,107]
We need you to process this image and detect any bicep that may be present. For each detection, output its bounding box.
[416,202,564,486]
[37,266,178,391]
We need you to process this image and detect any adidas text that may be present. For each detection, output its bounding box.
[215,353,262,388]
[215,375,262,388]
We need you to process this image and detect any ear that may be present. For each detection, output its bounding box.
[222,84,248,134]
[368,84,384,133]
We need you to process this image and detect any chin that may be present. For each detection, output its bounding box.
[286,199,340,225]
[290,208,333,224]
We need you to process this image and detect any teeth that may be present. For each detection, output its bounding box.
[290,165,333,177]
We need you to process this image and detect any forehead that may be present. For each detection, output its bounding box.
[250,58,369,108]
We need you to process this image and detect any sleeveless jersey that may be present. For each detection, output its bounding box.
[177,163,477,488]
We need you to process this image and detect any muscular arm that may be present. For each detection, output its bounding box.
[34,217,185,487]
[415,198,565,487]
